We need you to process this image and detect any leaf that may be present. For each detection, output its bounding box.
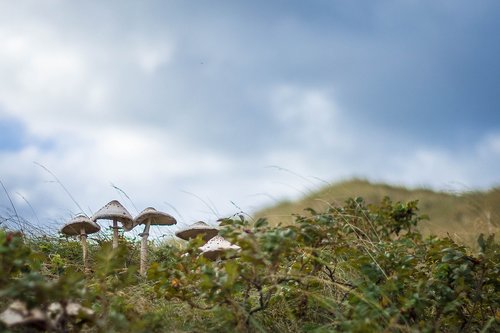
[478,234,486,252]
[224,260,239,287]
[254,218,268,229]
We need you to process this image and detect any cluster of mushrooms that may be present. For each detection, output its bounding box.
[60,200,240,275]
[0,201,241,330]
[176,221,240,260]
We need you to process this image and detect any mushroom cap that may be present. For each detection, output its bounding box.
[91,200,134,231]
[61,215,100,236]
[0,301,46,328]
[199,235,240,260]
[134,207,177,226]
[175,221,218,241]
[0,300,95,329]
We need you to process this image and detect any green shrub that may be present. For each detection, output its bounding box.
[1,196,498,332]
[150,198,499,332]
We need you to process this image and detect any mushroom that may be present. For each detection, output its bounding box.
[47,301,94,325]
[198,235,240,260]
[0,300,94,330]
[0,300,45,330]
[60,215,100,271]
[134,207,177,276]
[175,221,219,242]
[91,200,133,249]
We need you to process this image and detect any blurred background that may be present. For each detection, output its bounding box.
[0,0,499,236]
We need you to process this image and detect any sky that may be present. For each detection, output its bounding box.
[1,0,499,236]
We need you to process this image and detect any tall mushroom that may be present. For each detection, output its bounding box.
[175,221,219,242]
[199,235,240,260]
[60,215,100,271]
[91,200,133,249]
[134,207,177,276]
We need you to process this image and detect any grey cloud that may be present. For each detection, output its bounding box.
[1,1,499,231]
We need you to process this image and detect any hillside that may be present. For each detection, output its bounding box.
[255,179,500,247]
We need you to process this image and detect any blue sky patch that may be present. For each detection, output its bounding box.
[0,117,26,152]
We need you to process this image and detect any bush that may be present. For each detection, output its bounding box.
[150,197,499,332]
[1,197,498,332]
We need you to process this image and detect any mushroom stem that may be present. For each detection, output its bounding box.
[112,219,119,249]
[80,227,88,272]
[139,220,151,276]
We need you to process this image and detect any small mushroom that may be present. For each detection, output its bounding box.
[0,300,95,330]
[134,207,177,276]
[60,215,100,271]
[0,300,46,330]
[199,235,240,260]
[47,301,94,325]
[175,221,219,242]
[91,200,133,249]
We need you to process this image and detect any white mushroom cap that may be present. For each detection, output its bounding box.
[64,302,94,318]
[47,302,94,321]
[134,207,177,226]
[91,200,134,231]
[175,221,218,241]
[199,235,240,260]
[0,301,95,329]
[61,215,100,236]
[0,301,45,328]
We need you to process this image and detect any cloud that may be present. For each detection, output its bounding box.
[375,132,500,191]
[0,1,499,235]
[0,23,105,134]
[0,128,233,224]
[271,85,338,146]
[478,133,500,157]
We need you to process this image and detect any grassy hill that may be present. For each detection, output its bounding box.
[255,179,500,247]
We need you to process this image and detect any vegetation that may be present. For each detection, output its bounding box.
[1,196,499,332]
[256,179,500,248]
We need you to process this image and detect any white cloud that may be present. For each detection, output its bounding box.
[389,148,466,188]
[134,42,174,74]
[0,126,236,225]
[0,1,498,236]
[0,24,102,134]
[378,132,500,191]
[0,15,176,139]
[478,133,500,157]
[269,84,355,151]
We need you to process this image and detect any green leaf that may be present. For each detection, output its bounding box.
[224,260,239,287]
[254,218,268,229]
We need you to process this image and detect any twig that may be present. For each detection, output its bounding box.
[0,180,22,230]
[111,183,139,214]
[16,191,41,226]
[34,162,85,215]
[181,190,219,218]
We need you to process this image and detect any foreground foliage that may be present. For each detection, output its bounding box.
[1,197,499,332]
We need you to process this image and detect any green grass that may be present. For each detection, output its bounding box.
[2,195,499,332]
[255,178,500,247]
